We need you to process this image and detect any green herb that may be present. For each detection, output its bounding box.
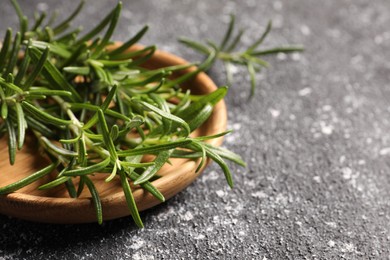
[179,14,304,97]
[0,1,247,227]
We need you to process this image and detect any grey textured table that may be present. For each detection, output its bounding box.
[1,0,390,259]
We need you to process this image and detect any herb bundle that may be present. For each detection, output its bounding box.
[0,1,247,227]
[0,0,302,227]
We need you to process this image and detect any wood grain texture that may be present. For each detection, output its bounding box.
[0,44,227,224]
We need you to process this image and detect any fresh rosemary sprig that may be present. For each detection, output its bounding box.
[179,14,304,97]
[0,1,245,227]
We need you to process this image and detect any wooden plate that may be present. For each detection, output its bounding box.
[0,44,227,224]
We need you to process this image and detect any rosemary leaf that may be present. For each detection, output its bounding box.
[178,38,211,55]
[30,41,71,58]
[127,171,165,202]
[14,43,31,86]
[31,12,47,31]
[108,25,149,57]
[97,109,118,164]
[220,14,235,51]
[24,47,49,89]
[63,157,111,176]
[0,161,58,194]
[41,136,78,157]
[133,150,171,185]
[91,2,122,58]
[28,47,82,102]
[83,85,118,129]
[135,100,190,136]
[83,176,103,225]
[75,2,118,45]
[3,32,21,78]
[5,120,16,165]
[246,20,272,54]
[119,170,144,228]
[117,139,192,157]
[0,87,8,119]
[0,28,12,72]
[65,178,77,198]
[14,102,26,149]
[22,101,72,126]
[53,0,84,35]
[38,176,70,190]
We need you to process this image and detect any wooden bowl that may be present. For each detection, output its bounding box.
[0,44,227,224]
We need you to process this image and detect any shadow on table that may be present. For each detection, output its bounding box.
[0,201,169,254]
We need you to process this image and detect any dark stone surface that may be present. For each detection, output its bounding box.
[1,0,390,259]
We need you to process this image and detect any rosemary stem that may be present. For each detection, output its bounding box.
[51,95,110,159]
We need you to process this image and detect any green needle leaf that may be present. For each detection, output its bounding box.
[28,47,82,102]
[65,178,77,198]
[178,38,211,55]
[105,161,118,182]
[175,87,227,122]
[53,0,84,34]
[251,45,305,56]
[204,143,246,167]
[30,41,71,58]
[127,171,165,202]
[134,150,170,185]
[31,12,47,31]
[246,20,272,54]
[0,80,23,94]
[0,28,12,72]
[170,150,204,159]
[15,102,26,149]
[4,32,21,78]
[5,120,16,165]
[38,176,70,190]
[120,161,155,168]
[70,102,130,122]
[22,101,72,126]
[191,141,206,173]
[187,103,213,132]
[76,2,119,45]
[41,136,78,157]
[24,47,50,89]
[63,66,90,75]
[194,130,232,141]
[164,50,216,88]
[119,170,144,228]
[226,28,245,52]
[63,157,111,176]
[97,109,118,163]
[10,0,26,36]
[83,85,118,129]
[77,136,87,166]
[0,162,58,194]
[108,25,149,57]
[77,176,85,197]
[27,88,72,97]
[83,176,103,225]
[110,124,119,141]
[0,87,8,119]
[92,2,122,58]
[14,44,31,86]
[247,62,256,97]
[204,146,234,188]
[117,139,192,157]
[220,14,235,51]
[25,116,56,138]
[136,100,190,136]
